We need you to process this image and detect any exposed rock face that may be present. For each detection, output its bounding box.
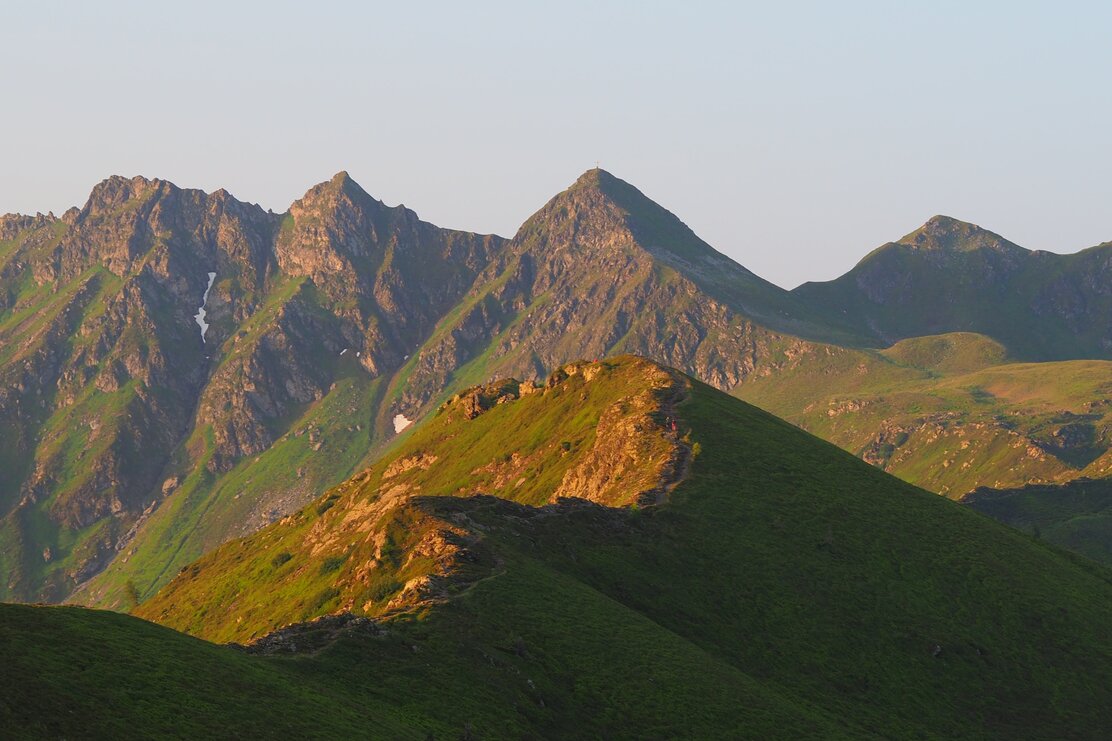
[551,364,690,506]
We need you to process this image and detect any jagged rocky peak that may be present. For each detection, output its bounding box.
[542,167,658,221]
[0,212,58,240]
[289,170,396,223]
[77,174,162,218]
[532,168,754,276]
[278,170,399,269]
[567,166,612,191]
[517,168,673,252]
[896,214,1027,255]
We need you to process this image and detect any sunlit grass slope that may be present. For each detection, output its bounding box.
[736,332,1112,497]
[121,356,1112,739]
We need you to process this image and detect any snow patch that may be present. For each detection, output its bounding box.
[393,414,413,434]
[194,272,216,343]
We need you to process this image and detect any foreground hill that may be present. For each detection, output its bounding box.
[736,332,1112,497]
[793,215,1112,360]
[124,357,1112,739]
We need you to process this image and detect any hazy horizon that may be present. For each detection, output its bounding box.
[4,1,1110,289]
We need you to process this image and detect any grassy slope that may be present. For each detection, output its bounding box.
[136,359,680,640]
[963,478,1112,566]
[1,584,843,740]
[129,357,1112,739]
[735,332,1112,497]
[0,603,428,739]
[792,231,1112,361]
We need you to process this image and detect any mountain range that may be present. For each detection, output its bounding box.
[1,168,1109,609]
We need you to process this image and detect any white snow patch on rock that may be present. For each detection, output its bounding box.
[393,414,413,434]
[194,272,217,343]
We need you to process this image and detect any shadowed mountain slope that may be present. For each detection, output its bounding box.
[963,477,1112,566]
[793,215,1112,360]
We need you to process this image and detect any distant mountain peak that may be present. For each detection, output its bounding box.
[896,214,1026,254]
[550,169,761,277]
[298,170,373,204]
[502,168,828,336]
[84,174,160,209]
[568,166,615,190]
[284,172,394,236]
[516,169,697,257]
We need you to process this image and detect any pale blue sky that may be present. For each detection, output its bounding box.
[3,1,1110,287]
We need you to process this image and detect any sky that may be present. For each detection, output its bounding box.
[3,1,1110,288]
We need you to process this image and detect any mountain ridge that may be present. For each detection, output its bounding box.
[3,168,1110,608]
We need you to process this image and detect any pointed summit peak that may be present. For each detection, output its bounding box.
[557,168,656,212]
[528,168,749,275]
[326,170,370,198]
[329,170,354,188]
[569,167,616,189]
[524,168,670,237]
[514,168,794,317]
[922,214,970,230]
[896,215,1025,255]
[293,171,379,213]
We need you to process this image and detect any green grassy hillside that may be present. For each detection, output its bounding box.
[125,356,1112,739]
[963,478,1112,566]
[735,332,1112,497]
[1,587,844,739]
[0,603,427,739]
